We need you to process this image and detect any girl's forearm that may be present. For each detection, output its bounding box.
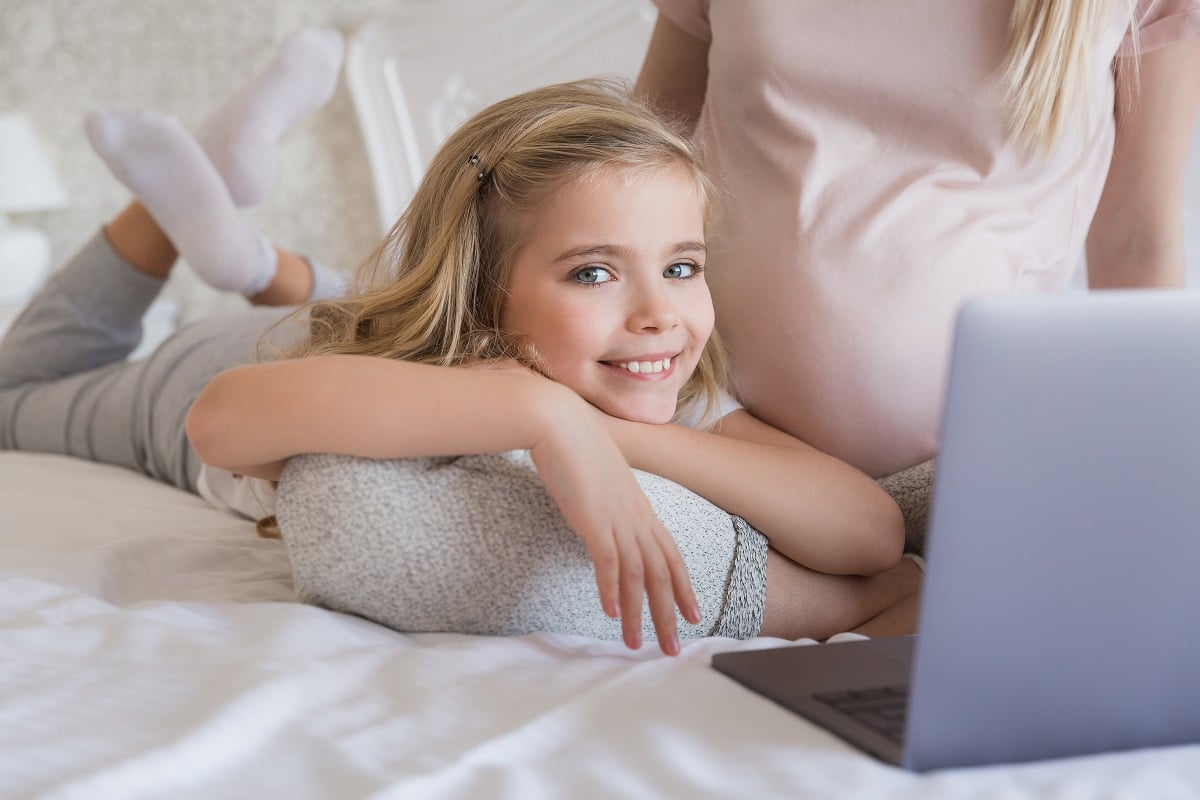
[186,355,573,480]
[608,420,904,575]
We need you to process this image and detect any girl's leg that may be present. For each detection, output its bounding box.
[89,23,348,302]
[94,117,346,305]
[0,223,302,489]
[197,27,343,208]
[0,28,344,485]
[758,549,922,641]
[0,232,163,391]
[0,227,203,479]
[96,26,346,301]
[105,200,324,306]
[103,201,176,279]
[88,111,281,296]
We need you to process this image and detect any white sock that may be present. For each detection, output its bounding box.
[197,27,344,207]
[87,110,278,295]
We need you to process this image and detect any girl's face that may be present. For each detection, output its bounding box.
[501,165,714,424]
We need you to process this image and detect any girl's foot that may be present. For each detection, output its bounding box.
[87,110,278,295]
[197,27,344,207]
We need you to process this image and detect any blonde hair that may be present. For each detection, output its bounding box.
[1004,0,1138,154]
[287,78,730,424]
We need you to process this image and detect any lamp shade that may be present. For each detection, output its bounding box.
[0,113,69,213]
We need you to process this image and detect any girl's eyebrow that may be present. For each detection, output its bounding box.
[552,241,707,263]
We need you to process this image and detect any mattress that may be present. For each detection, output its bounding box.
[3,451,1199,798]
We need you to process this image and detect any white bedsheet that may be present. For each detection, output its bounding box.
[2,451,1199,799]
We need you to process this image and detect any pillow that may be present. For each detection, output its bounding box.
[275,450,767,642]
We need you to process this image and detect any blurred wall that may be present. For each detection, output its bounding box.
[0,0,416,320]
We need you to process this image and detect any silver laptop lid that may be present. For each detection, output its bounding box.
[904,291,1200,771]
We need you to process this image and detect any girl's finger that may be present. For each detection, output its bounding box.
[640,538,681,656]
[615,531,645,650]
[585,531,621,618]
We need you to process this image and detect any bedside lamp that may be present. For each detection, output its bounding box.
[0,113,69,305]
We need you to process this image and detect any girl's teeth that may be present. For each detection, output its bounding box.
[618,358,672,374]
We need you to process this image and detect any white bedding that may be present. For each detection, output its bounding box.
[3,451,1200,799]
[4,1,1199,793]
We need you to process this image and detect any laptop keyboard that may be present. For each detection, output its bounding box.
[813,685,909,744]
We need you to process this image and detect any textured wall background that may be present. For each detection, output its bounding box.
[0,0,420,320]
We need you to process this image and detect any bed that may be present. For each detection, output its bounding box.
[8,451,1200,798]
[4,1,1200,797]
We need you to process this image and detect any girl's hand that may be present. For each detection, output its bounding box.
[529,389,702,655]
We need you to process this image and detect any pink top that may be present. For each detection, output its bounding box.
[652,0,1200,476]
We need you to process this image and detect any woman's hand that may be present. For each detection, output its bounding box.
[529,389,702,655]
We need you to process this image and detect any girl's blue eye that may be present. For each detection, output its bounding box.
[665,262,698,279]
[574,266,614,284]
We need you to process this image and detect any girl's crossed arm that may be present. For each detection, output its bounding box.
[600,409,906,577]
[186,355,701,655]
[187,355,565,480]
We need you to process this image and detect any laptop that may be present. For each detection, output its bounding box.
[712,290,1200,771]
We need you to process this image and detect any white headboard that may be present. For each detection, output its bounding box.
[346,0,657,233]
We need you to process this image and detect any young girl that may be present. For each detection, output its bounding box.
[0,34,919,655]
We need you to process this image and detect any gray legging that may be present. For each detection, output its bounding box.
[0,231,309,492]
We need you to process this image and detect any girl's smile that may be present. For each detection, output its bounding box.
[501,165,713,424]
[601,353,677,379]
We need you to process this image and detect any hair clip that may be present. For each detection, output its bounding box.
[467,154,491,182]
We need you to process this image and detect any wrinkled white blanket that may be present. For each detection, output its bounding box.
[2,451,1198,799]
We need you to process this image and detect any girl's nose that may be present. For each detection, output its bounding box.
[627,287,681,332]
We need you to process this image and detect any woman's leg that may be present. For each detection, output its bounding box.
[758,549,922,640]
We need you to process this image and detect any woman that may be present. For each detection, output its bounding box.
[635,0,1200,543]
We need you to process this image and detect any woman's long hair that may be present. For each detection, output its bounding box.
[286,78,730,425]
[1004,0,1139,154]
